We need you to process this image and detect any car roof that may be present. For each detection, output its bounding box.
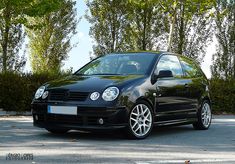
[111,51,165,55]
[109,51,198,64]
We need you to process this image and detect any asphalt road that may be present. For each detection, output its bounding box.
[0,115,235,164]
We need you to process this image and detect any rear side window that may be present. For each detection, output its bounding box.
[156,55,183,78]
[180,57,202,78]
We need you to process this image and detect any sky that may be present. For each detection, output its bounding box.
[25,0,216,78]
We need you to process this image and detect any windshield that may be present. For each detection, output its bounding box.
[76,53,156,75]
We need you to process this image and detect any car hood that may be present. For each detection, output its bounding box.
[45,74,145,92]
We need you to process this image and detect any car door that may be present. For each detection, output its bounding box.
[179,56,207,118]
[154,54,190,122]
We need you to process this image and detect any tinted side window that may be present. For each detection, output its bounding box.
[180,57,202,78]
[156,55,183,77]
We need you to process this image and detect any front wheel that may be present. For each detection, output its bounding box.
[126,101,154,139]
[193,100,212,130]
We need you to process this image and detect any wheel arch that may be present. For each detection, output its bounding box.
[203,96,211,104]
[135,97,155,113]
[200,95,212,107]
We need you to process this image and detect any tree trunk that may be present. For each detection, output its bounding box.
[2,28,9,73]
[2,4,10,73]
[233,11,235,79]
[111,15,116,52]
[142,4,147,50]
[111,26,116,52]
[178,3,184,54]
[167,12,176,52]
[233,54,235,79]
[110,0,116,52]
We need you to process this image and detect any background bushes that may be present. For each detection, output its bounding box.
[0,72,235,114]
[0,72,67,112]
[210,79,235,114]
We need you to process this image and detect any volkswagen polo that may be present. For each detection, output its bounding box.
[32,52,212,139]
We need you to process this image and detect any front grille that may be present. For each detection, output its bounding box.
[49,90,65,101]
[47,114,108,125]
[68,92,89,101]
[47,114,83,124]
[49,89,89,101]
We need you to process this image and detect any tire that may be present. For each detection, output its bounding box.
[126,100,154,139]
[46,128,69,134]
[193,100,212,130]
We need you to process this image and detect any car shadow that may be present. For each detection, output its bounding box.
[41,125,194,141]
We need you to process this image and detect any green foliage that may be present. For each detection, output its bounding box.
[27,0,78,74]
[86,0,215,61]
[125,1,168,51]
[86,0,129,56]
[0,22,26,72]
[0,0,62,73]
[0,2,26,72]
[86,0,169,56]
[0,0,61,18]
[158,0,215,62]
[0,72,27,111]
[171,3,214,62]
[211,0,235,79]
[210,0,235,113]
[210,78,235,113]
[0,72,69,111]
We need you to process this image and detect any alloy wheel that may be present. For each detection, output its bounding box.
[201,102,211,128]
[129,104,152,137]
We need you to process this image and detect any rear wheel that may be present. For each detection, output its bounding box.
[46,128,69,134]
[193,100,212,130]
[126,101,153,139]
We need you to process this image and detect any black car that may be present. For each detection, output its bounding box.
[32,52,212,139]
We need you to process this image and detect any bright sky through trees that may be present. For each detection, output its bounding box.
[24,0,215,78]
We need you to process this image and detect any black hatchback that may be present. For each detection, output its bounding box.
[32,52,212,139]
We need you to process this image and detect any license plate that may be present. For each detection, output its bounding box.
[48,106,77,115]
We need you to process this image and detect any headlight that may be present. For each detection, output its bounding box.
[35,86,45,99]
[102,87,119,101]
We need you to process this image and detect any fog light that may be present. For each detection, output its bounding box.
[35,115,38,120]
[42,91,49,99]
[98,118,104,125]
[90,92,100,101]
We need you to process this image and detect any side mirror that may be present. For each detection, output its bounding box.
[157,70,173,78]
[151,70,173,84]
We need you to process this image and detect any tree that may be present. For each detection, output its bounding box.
[87,0,214,60]
[27,0,78,74]
[172,2,214,62]
[0,0,62,72]
[0,14,26,72]
[211,0,235,79]
[159,0,215,62]
[126,0,168,51]
[86,0,168,56]
[86,0,129,56]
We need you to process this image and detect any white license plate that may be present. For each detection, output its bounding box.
[48,106,77,115]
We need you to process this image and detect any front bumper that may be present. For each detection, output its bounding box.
[32,102,128,130]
